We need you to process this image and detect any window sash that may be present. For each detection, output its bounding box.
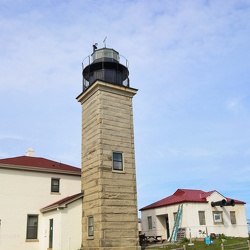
[198,211,206,225]
[230,211,236,224]
[213,211,223,224]
[147,216,152,230]
[88,216,94,237]
[26,215,38,239]
[112,152,123,171]
[51,178,60,192]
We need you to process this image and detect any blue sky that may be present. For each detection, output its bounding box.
[1,0,250,218]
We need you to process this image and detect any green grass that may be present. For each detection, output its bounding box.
[145,237,249,250]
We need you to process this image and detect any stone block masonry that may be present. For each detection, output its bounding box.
[77,80,140,250]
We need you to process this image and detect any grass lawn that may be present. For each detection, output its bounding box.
[144,237,249,250]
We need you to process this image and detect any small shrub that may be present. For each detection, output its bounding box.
[181,237,189,243]
[210,233,216,240]
[219,233,227,239]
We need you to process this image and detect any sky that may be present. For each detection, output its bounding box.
[0,0,250,219]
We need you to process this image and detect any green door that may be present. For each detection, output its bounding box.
[49,219,53,248]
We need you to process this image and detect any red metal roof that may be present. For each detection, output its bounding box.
[0,156,81,175]
[40,192,84,212]
[140,189,245,211]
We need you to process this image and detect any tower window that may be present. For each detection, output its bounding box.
[112,152,123,171]
[88,216,94,237]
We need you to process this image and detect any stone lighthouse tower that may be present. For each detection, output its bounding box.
[77,45,140,250]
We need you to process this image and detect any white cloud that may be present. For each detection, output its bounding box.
[1,0,250,217]
[227,96,249,116]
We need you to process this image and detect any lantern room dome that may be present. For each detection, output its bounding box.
[82,47,129,91]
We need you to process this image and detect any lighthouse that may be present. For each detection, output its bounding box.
[77,45,140,249]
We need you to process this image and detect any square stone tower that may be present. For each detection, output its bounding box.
[77,46,140,250]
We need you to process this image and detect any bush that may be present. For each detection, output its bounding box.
[181,237,189,243]
[219,234,227,239]
[210,233,216,240]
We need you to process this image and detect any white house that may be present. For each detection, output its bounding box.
[140,189,248,241]
[0,149,82,250]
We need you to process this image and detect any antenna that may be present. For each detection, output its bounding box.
[103,36,107,48]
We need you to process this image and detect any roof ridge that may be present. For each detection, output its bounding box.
[0,155,81,174]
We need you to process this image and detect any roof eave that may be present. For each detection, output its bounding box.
[140,200,209,211]
[40,192,84,213]
[0,163,81,176]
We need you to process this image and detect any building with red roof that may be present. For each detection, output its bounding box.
[140,189,248,241]
[0,148,82,250]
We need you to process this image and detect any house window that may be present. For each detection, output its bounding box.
[173,212,177,221]
[147,216,152,230]
[230,211,236,224]
[26,215,38,239]
[51,178,60,193]
[198,211,206,225]
[112,152,123,171]
[213,211,223,224]
[88,216,94,237]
